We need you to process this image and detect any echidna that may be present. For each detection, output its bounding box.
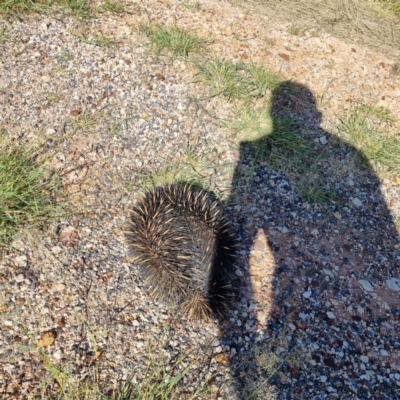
[124,183,237,320]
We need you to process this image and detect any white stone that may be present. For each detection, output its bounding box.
[320,375,328,382]
[52,246,62,254]
[4,320,13,326]
[281,226,289,234]
[352,198,362,207]
[53,350,62,360]
[46,128,56,135]
[326,312,335,319]
[215,346,223,353]
[14,255,27,267]
[303,291,312,299]
[360,355,369,363]
[359,280,374,292]
[380,349,389,356]
[387,279,400,291]
[15,274,25,283]
[299,312,307,321]
[357,306,364,314]
[230,348,237,357]
[319,136,328,145]
[310,229,319,236]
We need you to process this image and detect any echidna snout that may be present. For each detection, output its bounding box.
[124,183,237,320]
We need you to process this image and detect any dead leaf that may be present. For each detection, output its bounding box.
[279,53,290,61]
[70,110,82,117]
[37,331,55,348]
[334,212,341,220]
[58,226,78,246]
[0,304,7,312]
[69,30,84,37]
[295,319,307,330]
[215,353,229,365]
[95,349,104,360]
[286,306,301,321]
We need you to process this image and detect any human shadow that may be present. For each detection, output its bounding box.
[219,81,400,399]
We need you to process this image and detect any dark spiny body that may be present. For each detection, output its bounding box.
[124,183,236,320]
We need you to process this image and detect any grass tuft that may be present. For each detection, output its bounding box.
[287,24,304,36]
[391,62,400,76]
[377,0,400,15]
[69,111,98,131]
[180,1,201,10]
[245,63,281,97]
[135,155,208,194]
[0,0,93,18]
[101,0,125,13]
[0,141,60,245]
[297,176,337,204]
[336,106,400,175]
[233,108,308,161]
[194,58,251,100]
[139,24,208,57]
[194,58,281,102]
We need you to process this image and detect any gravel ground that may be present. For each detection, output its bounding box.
[0,0,399,399]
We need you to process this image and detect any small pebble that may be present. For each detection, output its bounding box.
[387,278,400,291]
[319,136,328,145]
[326,311,335,319]
[215,346,223,353]
[359,280,374,292]
[52,246,63,254]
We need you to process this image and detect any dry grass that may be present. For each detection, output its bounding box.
[377,0,400,14]
[227,0,400,57]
